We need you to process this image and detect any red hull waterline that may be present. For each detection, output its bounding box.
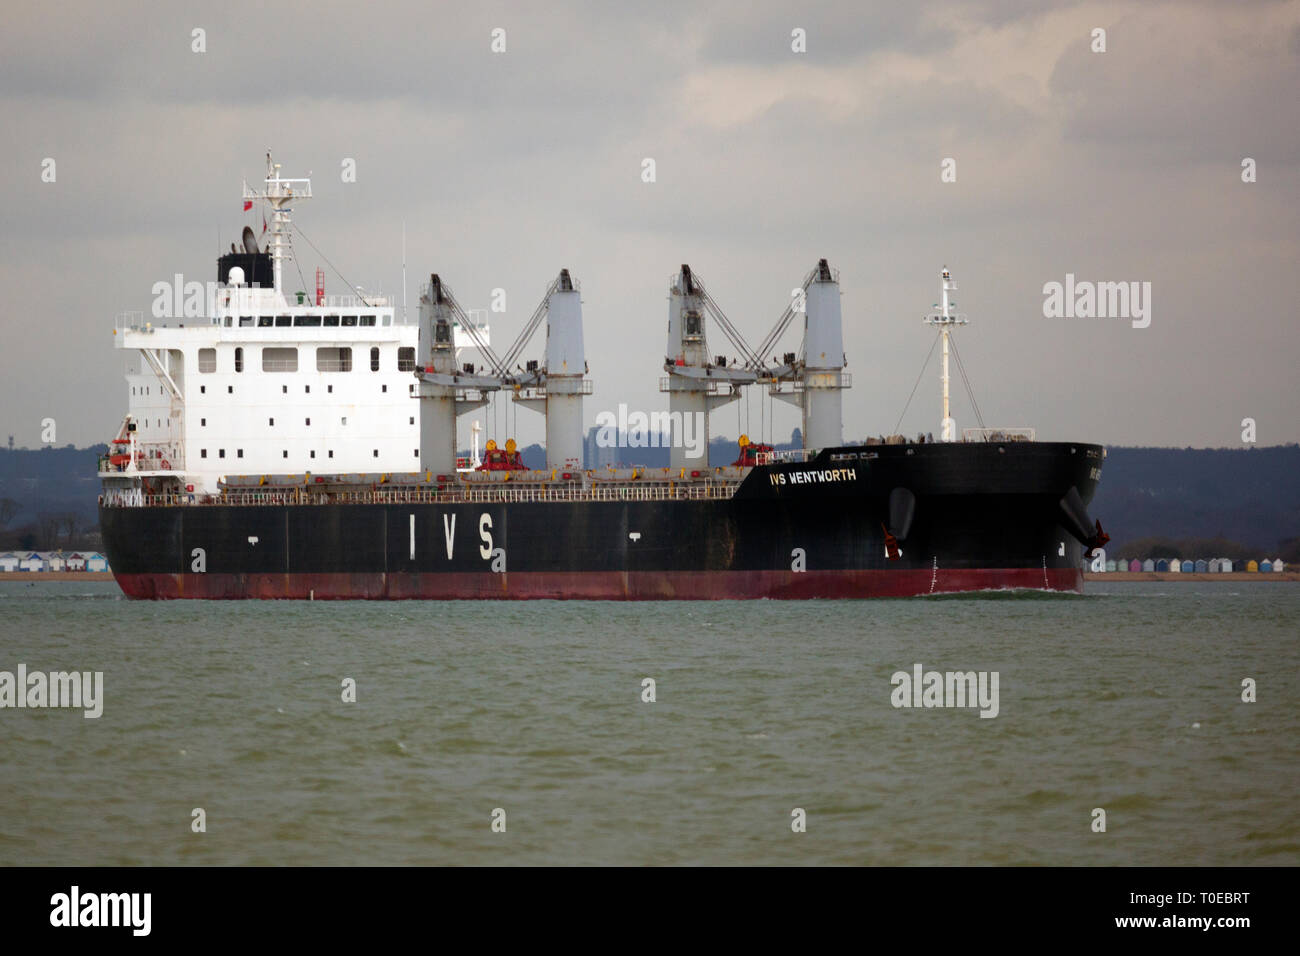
[111,568,1084,600]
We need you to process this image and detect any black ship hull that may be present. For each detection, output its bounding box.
[100,442,1105,599]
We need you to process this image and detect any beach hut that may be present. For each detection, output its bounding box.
[1219,558,1233,573]
[44,552,67,572]
[1129,559,1142,572]
[1142,558,1155,572]
[1208,558,1221,573]
[1105,559,1116,572]
[1273,560,1286,573]
[1155,558,1168,572]
[18,552,45,572]
[1246,560,1259,572]
[1170,559,1183,573]
[66,553,86,571]
[1194,559,1207,573]
[85,553,109,572]
[1260,560,1272,573]
[0,552,18,573]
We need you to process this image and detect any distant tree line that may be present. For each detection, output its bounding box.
[1115,536,1282,562]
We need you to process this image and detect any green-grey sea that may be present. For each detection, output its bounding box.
[0,580,1296,866]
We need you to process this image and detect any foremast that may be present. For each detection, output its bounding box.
[923,267,967,442]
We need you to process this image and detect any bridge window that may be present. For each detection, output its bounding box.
[293,315,322,327]
[275,315,292,327]
[258,316,273,327]
[198,348,216,373]
[317,347,353,372]
[398,347,415,371]
[234,347,244,372]
[324,315,340,327]
[360,316,376,327]
[342,315,358,327]
[262,347,298,372]
[370,347,380,371]
[239,316,254,327]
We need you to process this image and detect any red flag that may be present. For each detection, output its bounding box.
[243,200,253,211]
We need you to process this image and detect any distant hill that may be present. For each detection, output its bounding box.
[2,441,1296,556]
[1088,445,1300,554]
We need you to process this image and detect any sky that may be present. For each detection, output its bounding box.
[2,0,1298,451]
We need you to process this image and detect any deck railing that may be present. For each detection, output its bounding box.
[100,480,746,509]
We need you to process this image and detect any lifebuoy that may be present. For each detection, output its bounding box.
[160,459,172,471]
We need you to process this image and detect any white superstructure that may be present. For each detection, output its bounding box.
[101,154,487,495]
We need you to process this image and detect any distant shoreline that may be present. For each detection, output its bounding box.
[1086,571,1299,582]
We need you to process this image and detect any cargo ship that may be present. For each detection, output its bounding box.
[98,156,1107,599]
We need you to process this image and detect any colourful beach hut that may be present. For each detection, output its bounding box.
[1246,560,1259,572]
[1219,558,1233,572]
[0,552,18,572]
[1142,559,1155,572]
[1129,559,1141,572]
[1260,560,1272,573]
[1182,560,1196,573]
[1105,560,1116,572]
[1155,559,1168,572]
[85,553,109,572]
[1273,559,1285,572]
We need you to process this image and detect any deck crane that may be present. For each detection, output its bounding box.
[415,269,591,474]
[660,265,760,471]
[749,258,850,452]
[673,258,850,458]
